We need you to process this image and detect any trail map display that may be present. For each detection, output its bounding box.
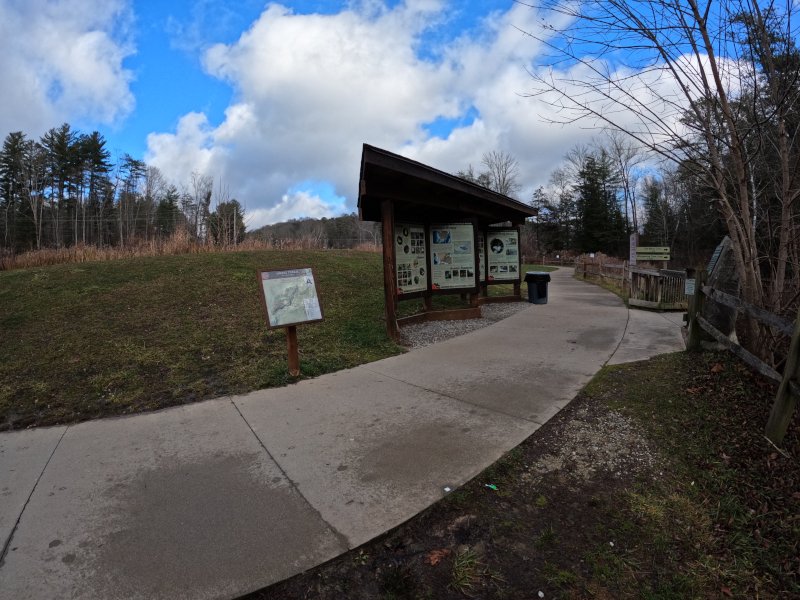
[394,224,427,294]
[429,223,476,289]
[259,267,323,328]
[486,229,520,281]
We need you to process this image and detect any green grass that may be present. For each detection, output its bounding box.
[0,249,403,430]
[581,352,800,597]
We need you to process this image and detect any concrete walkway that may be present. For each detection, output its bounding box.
[0,269,685,600]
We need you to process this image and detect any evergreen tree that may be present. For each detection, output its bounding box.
[156,185,181,238]
[208,199,246,246]
[574,152,626,254]
[0,131,27,249]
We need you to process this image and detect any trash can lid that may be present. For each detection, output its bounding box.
[524,271,551,282]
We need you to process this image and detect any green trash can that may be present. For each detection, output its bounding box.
[524,271,551,304]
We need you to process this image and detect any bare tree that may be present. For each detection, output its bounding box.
[524,0,800,355]
[186,171,213,242]
[604,131,644,233]
[481,150,521,197]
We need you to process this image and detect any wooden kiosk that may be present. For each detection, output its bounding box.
[357,144,537,341]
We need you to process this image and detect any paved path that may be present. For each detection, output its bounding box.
[0,269,685,600]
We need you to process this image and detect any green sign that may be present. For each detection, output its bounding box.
[637,246,670,261]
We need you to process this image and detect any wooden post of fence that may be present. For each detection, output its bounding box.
[583,259,587,279]
[687,269,706,351]
[765,306,800,444]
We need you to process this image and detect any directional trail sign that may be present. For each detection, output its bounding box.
[636,246,670,261]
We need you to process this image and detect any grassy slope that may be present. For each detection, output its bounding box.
[0,257,553,430]
[0,250,402,430]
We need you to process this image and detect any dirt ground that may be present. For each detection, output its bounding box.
[241,351,799,599]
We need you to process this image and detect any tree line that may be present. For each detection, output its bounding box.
[249,213,381,249]
[0,123,245,253]
[527,132,725,267]
[526,0,799,363]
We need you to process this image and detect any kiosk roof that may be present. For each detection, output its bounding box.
[358,144,536,225]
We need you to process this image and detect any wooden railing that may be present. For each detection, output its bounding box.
[628,267,688,310]
[687,270,800,444]
[575,259,689,310]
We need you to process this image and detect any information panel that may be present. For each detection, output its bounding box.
[429,223,476,290]
[394,224,427,295]
[486,229,520,281]
[259,267,323,329]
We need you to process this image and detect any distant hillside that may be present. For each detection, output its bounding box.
[248,213,381,249]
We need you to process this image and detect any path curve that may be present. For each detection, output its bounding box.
[0,269,685,600]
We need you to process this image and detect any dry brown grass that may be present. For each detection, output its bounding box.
[0,230,383,271]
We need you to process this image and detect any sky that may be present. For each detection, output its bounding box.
[0,0,646,229]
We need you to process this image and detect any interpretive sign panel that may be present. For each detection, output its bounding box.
[258,267,323,329]
[429,223,476,290]
[486,229,520,281]
[394,224,427,295]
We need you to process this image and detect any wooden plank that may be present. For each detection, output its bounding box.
[629,267,661,276]
[701,286,794,336]
[478,295,525,305]
[286,325,300,377]
[697,316,781,382]
[397,307,482,326]
[766,306,800,443]
[381,200,399,341]
[687,270,707,351]
[629,298,663,309]
[629,298,687,310]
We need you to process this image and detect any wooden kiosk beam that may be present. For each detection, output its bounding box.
[381,199,399,340]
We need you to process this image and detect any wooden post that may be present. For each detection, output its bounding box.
[766,306,800,444]
[286,325,300,377]
[423,293,433,313]
[381,200,399,341]
[687,269,706,351]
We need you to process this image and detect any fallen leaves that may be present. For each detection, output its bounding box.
[425,548,452,566]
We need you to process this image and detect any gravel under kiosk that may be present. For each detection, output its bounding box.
[357,144,537,340]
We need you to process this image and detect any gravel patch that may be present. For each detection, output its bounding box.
[526,403,659,484]
[399,302,532,349]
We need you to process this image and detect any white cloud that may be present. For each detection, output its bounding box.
[0,0,135,138]
[145,1,686,225]
[246,190,347,229]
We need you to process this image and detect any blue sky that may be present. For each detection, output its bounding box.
[0,0,632,228]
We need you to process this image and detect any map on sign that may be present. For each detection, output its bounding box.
[259,267,323,328]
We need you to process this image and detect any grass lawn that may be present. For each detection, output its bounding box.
[0,255,553,430]
[0,250,403,430]
[246,350,799,599]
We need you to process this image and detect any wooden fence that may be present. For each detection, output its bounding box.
[687,270,800,444]
[575,259,688,310]
[629,268,688,310]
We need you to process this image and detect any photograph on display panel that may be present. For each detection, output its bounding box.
[486,229,520,281]
[394,224,427,294]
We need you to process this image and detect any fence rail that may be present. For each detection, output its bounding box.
[629,267,688,310]
[574,259,689,310]
[687,270,800,444]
